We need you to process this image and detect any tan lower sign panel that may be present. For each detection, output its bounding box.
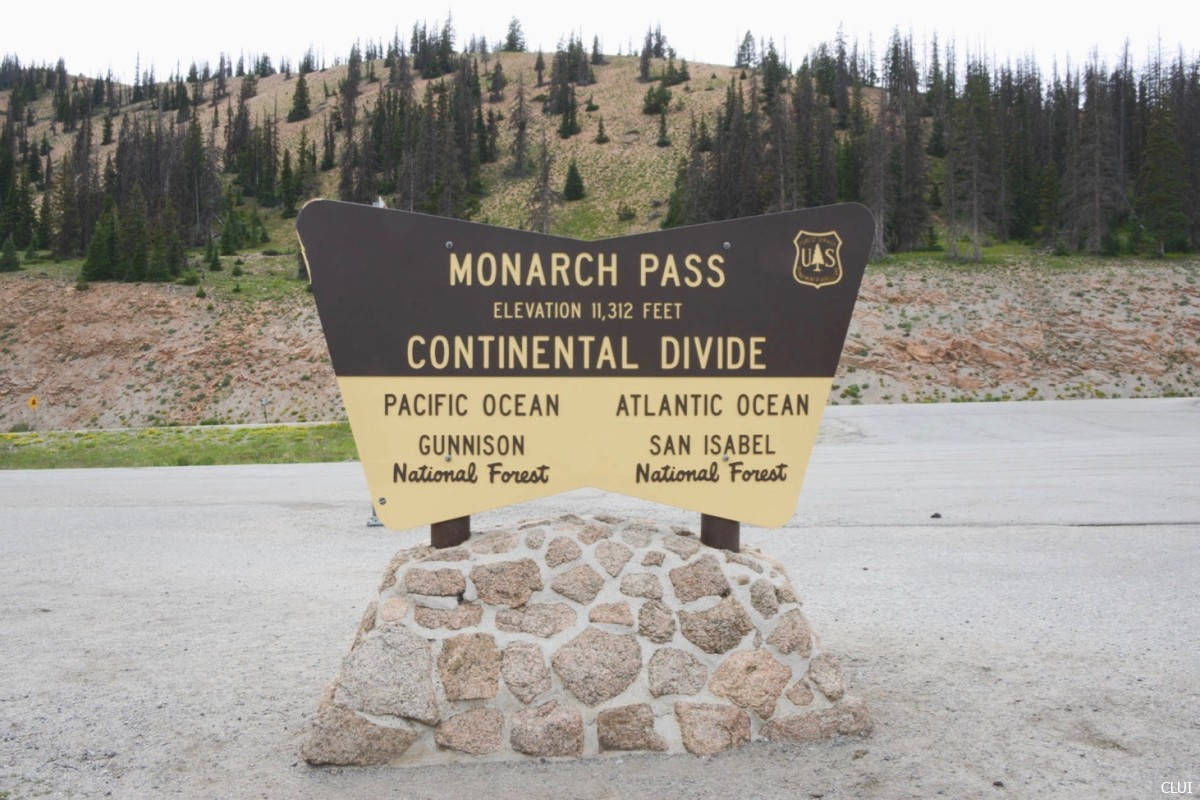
[297,201,871,530]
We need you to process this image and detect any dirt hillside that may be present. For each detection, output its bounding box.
[2,257,1196,432]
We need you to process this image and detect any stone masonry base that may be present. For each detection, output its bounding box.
[301,514,870,766]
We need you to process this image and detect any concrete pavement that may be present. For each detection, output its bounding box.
[1,398,1197,798]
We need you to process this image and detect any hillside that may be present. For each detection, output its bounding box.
[2,253,1197,432]
[2,48,1198,434]
[4,52,781,241]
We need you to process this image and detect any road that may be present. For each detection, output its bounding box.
[1,398,1198,798]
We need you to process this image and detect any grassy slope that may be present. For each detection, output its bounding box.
[0,422,354,468]
[2,52,742,244]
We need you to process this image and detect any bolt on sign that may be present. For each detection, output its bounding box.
[296,200,871,530]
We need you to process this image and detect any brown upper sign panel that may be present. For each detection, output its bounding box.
[296,201,872,379]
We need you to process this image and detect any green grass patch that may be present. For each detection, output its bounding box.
[0,422,357,470]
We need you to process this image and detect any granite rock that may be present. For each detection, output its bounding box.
[669,554,731,603]
[470,559,543,607]
[674,702,751,755]
[766,609,813,656]
[551,564,605,604]
[333,625,440,725]
[647,648,707,697]
[435,708,504,755]
[678,596,754,654]
[302,702,418,766]
[595,540,634,577]
[637,599,677,643]
[620,572,663,600]
[545,536,582,567]
[589,601,634,626]
[552,627,641,706]
[597,703,667,752]
[438,633,501,700]
[807,652,845,700]
[708,649,791,718]
[762,697,871,742]
[510,701,584,757]
[404,567,467,596]
[502,641,551,704]
[495,603,576,638]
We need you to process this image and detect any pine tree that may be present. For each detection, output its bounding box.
[118,183,148,280]
[162,204,186,276]
[81,197,117,281]
[51,155,80,257]
[510,74,529,174]
[656,110,670,147]
[280,149,297,217]
[488,61,506,103]
[594,116,609,144]
[1136,104,1189,255]
[534,52,545,87]
[563,159,584,200]
[36,187,52,250]
[288,72,311,122]
[145,217,170,282]
[735,31,756,69]
[0,235,18,272]
[639,34,652,82]
[206,236,222,270]
[558,86,580,138]
[504,18,526,52]
[320,115,335,170]
[528,133,553,232]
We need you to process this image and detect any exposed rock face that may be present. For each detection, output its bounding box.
[303,514,868,767]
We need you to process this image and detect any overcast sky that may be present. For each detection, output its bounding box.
[8,0,1198,80]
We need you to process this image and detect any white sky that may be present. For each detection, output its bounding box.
[7,0,1198,80]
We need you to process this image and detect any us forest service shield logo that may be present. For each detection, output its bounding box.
[793,230,844,289]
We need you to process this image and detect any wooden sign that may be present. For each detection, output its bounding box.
[296,201,871,530]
